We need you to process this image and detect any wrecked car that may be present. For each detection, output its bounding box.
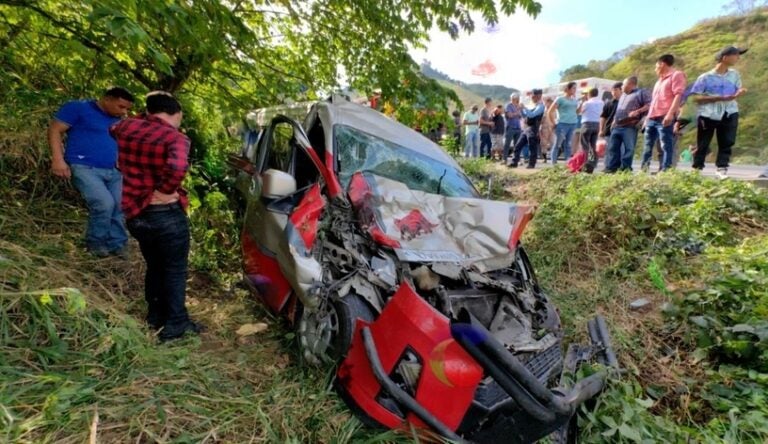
[229,97,617,443]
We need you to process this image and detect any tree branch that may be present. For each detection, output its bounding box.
[3,2,157,88]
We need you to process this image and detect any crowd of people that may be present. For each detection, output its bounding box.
[455,46,759,179]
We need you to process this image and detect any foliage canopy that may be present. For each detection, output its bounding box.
[1,0,541,113]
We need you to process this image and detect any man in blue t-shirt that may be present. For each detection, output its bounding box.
[48,87,134,257]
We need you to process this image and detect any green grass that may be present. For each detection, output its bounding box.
[3,133,768,442]
[0,194,413,443]
[459,163,768,442]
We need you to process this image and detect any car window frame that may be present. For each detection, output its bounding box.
[256,115,332,189]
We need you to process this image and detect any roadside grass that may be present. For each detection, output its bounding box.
[0,193,411,443]
[3,147,767,442]
[460,159,768,442]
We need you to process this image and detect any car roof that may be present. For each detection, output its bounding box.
[244,102,314,130]
[313,97,461,167]
[243,97,461,168]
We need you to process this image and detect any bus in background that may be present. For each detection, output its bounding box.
[539,77,621,101]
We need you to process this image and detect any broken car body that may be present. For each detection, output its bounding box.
[230,97,616,443]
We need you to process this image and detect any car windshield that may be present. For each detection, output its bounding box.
[335,125,478,198]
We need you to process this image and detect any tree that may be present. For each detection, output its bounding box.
[722,0,768,15]
[0,0,542,112]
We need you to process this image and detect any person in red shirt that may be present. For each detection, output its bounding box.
[111,91,202,341]
[640,54,687,172]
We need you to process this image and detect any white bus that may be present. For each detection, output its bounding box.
[539,77,621,101]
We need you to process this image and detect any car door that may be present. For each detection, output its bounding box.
[239,116,328,315]
[228,127,262,207]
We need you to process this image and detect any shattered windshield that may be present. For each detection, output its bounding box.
[335,125,478,198]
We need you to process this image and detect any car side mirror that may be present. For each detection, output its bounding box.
[262,169,297,199]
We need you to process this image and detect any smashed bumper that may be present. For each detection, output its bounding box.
[336,282,618,444]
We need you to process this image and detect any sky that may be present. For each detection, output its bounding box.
[411,0,728,90]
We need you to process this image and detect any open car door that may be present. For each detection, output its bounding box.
[239,115,331,317]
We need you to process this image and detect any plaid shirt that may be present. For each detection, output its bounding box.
[111,115,190,219]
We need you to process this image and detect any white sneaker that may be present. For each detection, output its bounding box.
[715,168,729,180]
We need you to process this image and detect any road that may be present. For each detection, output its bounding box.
[498,157,768,184]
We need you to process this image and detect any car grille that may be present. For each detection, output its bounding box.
[520,342,563,385]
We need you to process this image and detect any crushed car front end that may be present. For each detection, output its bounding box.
[327,170,617,443]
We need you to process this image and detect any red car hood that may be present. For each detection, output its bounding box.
[348,172,533,271]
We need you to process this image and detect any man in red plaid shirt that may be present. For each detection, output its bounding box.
[111,91,202,341]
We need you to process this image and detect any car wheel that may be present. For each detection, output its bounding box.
[297,293,375,365]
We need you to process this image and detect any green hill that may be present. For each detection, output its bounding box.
[437,80,487,110]
[563,8,768,163]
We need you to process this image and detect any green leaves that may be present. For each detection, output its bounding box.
[2,0,540,113]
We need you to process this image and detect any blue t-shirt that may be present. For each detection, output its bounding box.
[54,100,121,168]
[505,103,521,129]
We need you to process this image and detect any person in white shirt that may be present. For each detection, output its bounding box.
[577,88,604,173]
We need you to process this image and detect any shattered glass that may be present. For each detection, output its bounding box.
[335,125,477,198]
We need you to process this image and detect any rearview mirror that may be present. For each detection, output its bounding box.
[262,169,297,199]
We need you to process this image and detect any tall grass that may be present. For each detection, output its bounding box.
[464,165,768,442]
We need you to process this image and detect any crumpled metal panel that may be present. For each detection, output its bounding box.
[278,184,326,309]
[337,282,483,431]
[349,172,533,268]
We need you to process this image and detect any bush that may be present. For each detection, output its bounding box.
[669,236,768,370]
[524,169,768,275]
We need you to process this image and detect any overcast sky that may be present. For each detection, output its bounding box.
[411,0,727,90]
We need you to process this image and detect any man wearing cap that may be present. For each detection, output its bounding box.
[688,46,748,179]
[502,94,522,164]
[509,89,545,169]
[640,54,687,172]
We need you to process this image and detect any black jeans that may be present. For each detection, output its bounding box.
[127,203,191,336]
[479,132,492,157]
[512,129,540,167]
[581,122,599,173]
[694,113,739,169]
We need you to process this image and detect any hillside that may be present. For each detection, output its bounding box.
[437,79,487,109]
[422,61,519,109]
[562,8,768,163]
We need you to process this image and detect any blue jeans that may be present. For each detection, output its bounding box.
[127,203,191,336]
[503,126,521,160]
[605,127,639,172]
[641,119,676,170]
[550,122,577,164]
[464,129,478,157]
[70,164,127,252]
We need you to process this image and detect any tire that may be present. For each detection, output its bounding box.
[332,293,376,359]
[297,293,375,365]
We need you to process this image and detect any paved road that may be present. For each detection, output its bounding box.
[496,157,768,184]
